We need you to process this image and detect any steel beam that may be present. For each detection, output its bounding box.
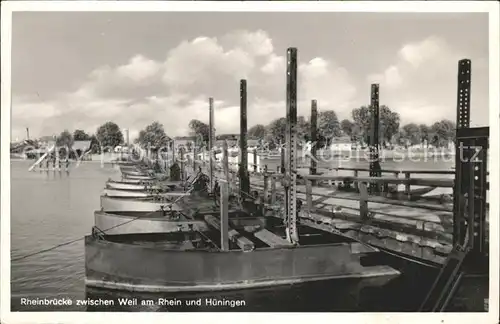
[220,180,230,251]
[209,97,215,192]
[369,84,382,193]
[240,80,250,196]
[310,100,318,176]
[453,59,472,247]
[285,47,299,244]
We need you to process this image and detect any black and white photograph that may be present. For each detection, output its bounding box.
[1,1,499,322]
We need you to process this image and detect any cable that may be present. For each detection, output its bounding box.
[11,207,167,262]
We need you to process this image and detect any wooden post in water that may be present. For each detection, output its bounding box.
[310,100,318,178]
[220,180,230,251]
[209,97,215,193]
[239,80,250,196]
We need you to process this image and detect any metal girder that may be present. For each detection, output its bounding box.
[369,83,381,193]
[209,97,215,193]
[240,80,250,196]
[285,48,299,244]
[453,59,489,261]
[310,100,318,176]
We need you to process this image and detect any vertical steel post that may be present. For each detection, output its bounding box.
[253,148,258,173]
[285,47,299,244]
[209,97,215,193]
[310,100,318,176]
[180,147,185,183]
[240,80,250,196]
[220,180,229,251]
[369,84,381,193]
[453,59,471,247]
[222,140,230,183]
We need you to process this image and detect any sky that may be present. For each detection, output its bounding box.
[11,12,489,142]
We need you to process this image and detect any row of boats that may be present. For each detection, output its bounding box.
[84,158,400,293]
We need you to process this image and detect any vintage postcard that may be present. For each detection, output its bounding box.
[1,1,499,324]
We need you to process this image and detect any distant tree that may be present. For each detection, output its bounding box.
[430,119,456,147]
[265,117,287,149]
[340,119,354,138]
[89,134,100,154]
[186,141,193,152]
[56,130,74,148]
[135,121,170,149]
[73,129,91,141]
[248,124,266,140]
[351,105,400,145]
[96,122,124,150]
[188,119,210,145]
[419,124,431,146]
[380,106,401,145]
[298,116,310,142]
[318,110,341,147]
[401,123,421,146]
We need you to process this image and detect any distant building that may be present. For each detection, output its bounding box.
[329,136,352,151]
[173,136,197,152]
[73,140,92,156]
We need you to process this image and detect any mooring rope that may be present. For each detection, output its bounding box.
[11,207,172,262]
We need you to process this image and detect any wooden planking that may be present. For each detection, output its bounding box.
[254,228,293,248]
[204,215,255,252]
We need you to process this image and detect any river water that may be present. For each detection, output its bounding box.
[10,158,454,312]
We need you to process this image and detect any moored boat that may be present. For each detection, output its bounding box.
[94,210,209,235]
[106,179,182,191]
[123,174,162,181]
[102,187,191,198]
[85,224,400,292]
[100,195,184,212]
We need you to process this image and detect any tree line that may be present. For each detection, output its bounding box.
[49,105,456,154]
[187,105,456,149]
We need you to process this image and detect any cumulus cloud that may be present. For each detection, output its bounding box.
[12,29,358,140]
[367,36,488,125]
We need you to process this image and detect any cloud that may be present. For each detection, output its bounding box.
[367,36,488,125]
[12,29,358,141]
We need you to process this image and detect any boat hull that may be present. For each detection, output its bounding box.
[122,170,150,177]
[85,235,399,293]
[106,181,152,190]
[103,188,153,198]
[100,195,182,212]
[102,188,190,198]
[94,211,209,235]
[106,180,183,191]
[123,174,157,180]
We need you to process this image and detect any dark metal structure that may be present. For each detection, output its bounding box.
[284,48,299,244]
[209,97,215,192]
[239,80,250,196]
[310,100,318,177]
[369,84,382,194]
[420,59,489,312]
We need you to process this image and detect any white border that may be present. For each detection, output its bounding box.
[1,2,499,324]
